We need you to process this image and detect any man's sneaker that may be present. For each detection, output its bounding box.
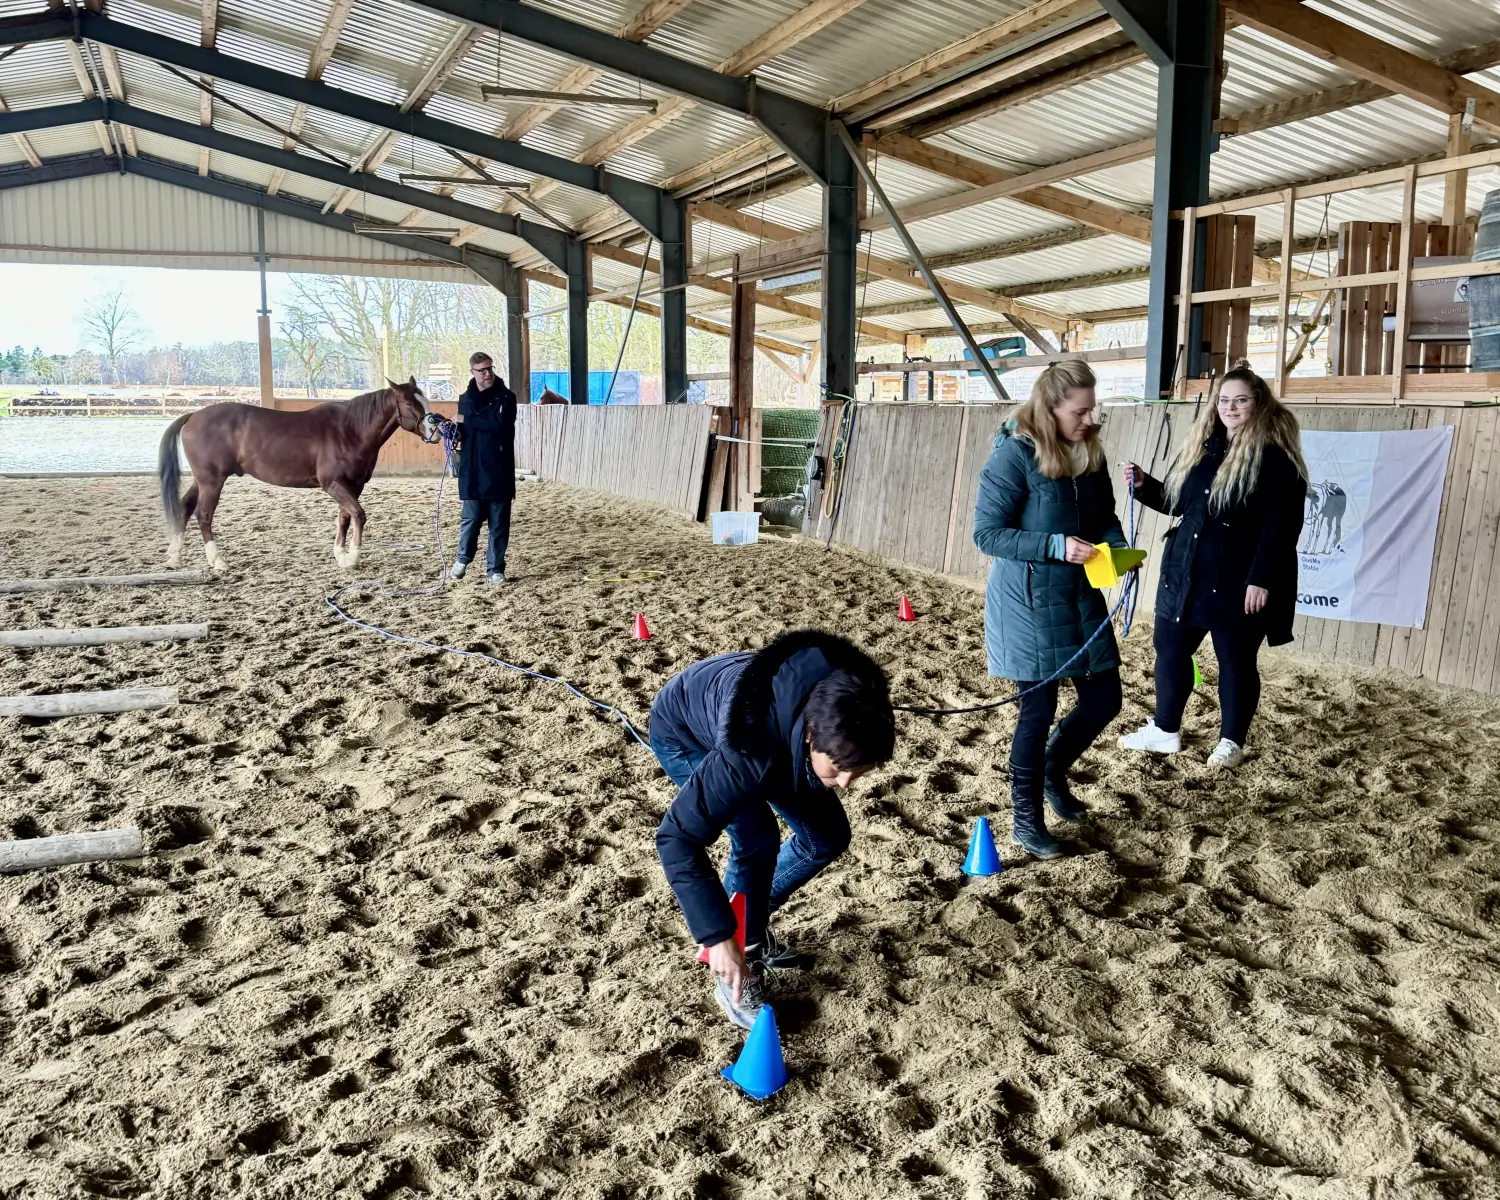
[1118,721,1182,754]
[754,925,809,971]
[487,571,506,585]
[451,561,468,580]
[713,965,767,1031]
[1207,738,1245,769]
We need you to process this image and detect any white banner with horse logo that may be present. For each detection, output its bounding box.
[1296,426,1453,628]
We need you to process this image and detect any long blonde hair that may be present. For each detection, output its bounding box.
[1164,364,1308,510]
[1013,359,1105,480]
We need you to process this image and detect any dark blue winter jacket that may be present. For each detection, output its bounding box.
[456,377,517,502]
[652,631,889,947]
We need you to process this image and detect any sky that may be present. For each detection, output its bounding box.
[0,264,305,355]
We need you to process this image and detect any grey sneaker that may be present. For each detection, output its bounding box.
[487,571,506,585]
[713,966,767,1031]
[451,561,468,580]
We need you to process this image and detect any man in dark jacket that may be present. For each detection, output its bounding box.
[452,352,518,584]
[652,630,895,1029]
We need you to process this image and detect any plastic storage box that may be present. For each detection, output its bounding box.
[712,511,760,546]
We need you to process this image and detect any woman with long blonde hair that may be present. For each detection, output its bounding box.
[973,360,1129,859]
[1120,363,1307,769]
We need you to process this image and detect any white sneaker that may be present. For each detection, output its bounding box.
[1207,739,1244,769]
[713,968,767,1031]
[1118,721,1182,754]
[451,561,468,580]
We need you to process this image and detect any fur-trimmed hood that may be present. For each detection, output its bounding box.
[723,628,889,757]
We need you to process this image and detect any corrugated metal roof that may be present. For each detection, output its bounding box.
[8,0,1500,350]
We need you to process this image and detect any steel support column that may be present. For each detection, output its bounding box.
[1099,0,1220,397]
[566,239,590,405]
[502,261,528,403]
[821,125,859,407]
[659,194,688,405]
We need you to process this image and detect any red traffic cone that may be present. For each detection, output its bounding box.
[897,594,917,622]
[632,612,651,640]
[697,892,747,963]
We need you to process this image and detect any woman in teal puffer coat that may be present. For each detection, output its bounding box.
[973,360,1129,859]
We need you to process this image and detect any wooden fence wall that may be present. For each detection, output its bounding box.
[808,400,1500,695]
[266,397,457,474]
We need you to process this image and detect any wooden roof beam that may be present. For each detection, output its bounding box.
[500,0,697,141]
[589,241,911,343]
[306,0,356,81]
[526,0,874,208]
[1223,0,1500,135]
[691,198,1070,332]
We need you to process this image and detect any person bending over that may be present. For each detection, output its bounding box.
[973,359,1129,860]
[653,630,895,1030]
[452,351,517,584]
[1119,363,1307,769]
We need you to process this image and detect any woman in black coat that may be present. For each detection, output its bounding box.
[1119,364,1308,769]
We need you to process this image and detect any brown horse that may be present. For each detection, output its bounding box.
[158,378,441,572]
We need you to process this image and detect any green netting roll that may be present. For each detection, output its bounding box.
[758,407,820,498]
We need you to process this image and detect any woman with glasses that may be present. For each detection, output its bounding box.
[1119,363,1308,769]
[973,359,1130,858]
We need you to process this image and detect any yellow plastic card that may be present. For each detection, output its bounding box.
[1083,543,1147,589]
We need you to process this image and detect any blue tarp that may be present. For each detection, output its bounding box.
[529,370,641,404]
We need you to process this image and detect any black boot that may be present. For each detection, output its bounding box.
[1043,730,1088,822]
[1010,764,1063,859]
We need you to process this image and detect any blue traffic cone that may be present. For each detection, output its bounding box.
[721,1005,789,1100]
[961,817,1003,877]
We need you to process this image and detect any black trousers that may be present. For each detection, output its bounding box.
[1152,616,1265,745]
[456,498,512,572]
[1010,670,1123,776]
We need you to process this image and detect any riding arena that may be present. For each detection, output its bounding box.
[3,1,1500,1197]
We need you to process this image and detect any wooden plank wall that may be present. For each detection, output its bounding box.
[545,404,716,519]
[811,400,1497,694]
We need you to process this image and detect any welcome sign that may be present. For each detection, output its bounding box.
[1295,426,1453,628]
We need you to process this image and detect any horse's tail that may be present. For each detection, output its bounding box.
[158,413,192,534]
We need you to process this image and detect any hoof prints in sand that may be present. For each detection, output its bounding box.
[1,477,1499,1198]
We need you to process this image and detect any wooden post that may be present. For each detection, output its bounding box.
[0,688,178,717]
[1392,165,1417,402]
[0,828,143,874]
[728,272,756,512]
[1443,110,1473,254]
[257,313,275,405]
[1174,206,1197,398]
[0,570,213,595]
[1275,188,1295,396]
[0,624,209,648]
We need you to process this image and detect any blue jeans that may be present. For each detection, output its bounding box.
[649,725,851,946]
[456,498,511,573]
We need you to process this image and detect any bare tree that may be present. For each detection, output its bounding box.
[280,304,334,397]
[287,275,447,385]
[78,286,143,384]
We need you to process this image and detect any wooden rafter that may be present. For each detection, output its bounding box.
[525,0,873,208]
[329,23,485,214]
[306,0,356,81]
[62,40,115,156]
[199,0,217,175]
[835,0,1100,116]
[867,16,1124,130]
[907,43,1146,138]
[265,103,307,196]
[589,242,911,344]
[523,267,810,357]
[95,45,137,156]
[499,0,697,141]
[1223,0,1500,135]
[0,96,42,168]
[691,199,1069,332]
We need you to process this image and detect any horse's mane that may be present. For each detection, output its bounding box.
[343,385,394,429]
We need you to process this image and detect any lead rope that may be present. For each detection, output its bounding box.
[321,416,651,748]
[894,477,1140,716]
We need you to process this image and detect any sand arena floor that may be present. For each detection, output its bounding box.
[0,476,1498,1200]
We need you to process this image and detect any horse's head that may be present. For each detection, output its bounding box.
[389,376,444,443]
